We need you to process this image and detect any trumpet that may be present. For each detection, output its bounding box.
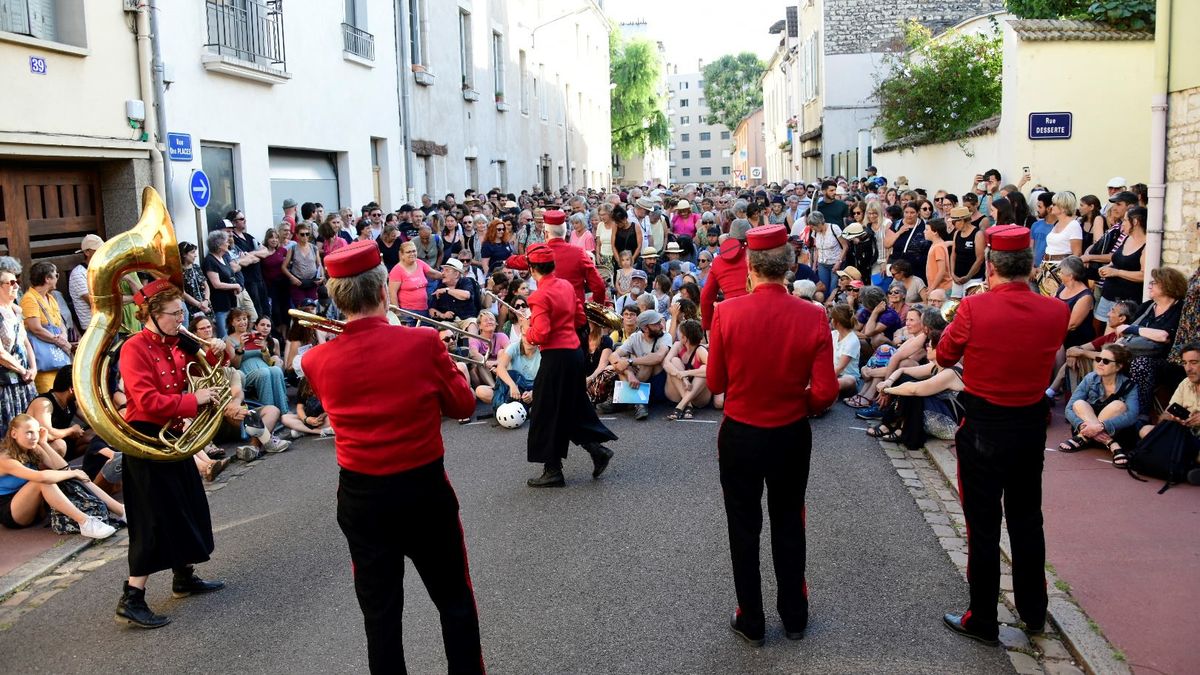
[288,308,487,365]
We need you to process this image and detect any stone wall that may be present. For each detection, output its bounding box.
[1164,86,1200,271]
[822,0,1005,55]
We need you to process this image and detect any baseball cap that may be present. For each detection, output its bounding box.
[1106,176,1127,189]
[77,234,104,254]
[630,269,648,281]
[1108,191,1137,205]
[636,309,663,328]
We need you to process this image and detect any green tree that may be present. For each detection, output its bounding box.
[700,53,766,132]
[610,34,669,157]
[874,20,1003,146]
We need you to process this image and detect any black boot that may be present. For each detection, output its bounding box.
[172,566,226,598]
[584,442,614,479]
[115,582,170,629]
[526,465,565,488]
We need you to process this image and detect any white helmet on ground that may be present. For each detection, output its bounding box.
[495,401,527,429]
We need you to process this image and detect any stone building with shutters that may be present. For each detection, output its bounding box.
[0,0,152,283]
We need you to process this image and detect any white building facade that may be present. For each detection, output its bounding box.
[154,0,612,243]
[667,69,732,185]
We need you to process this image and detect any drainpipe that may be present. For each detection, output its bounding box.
[395,0,416,205]
[148,0,173,215]
[135,3,166,205]
[1144,0,1171,299]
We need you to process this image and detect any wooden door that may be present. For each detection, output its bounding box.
[0,164,105,287]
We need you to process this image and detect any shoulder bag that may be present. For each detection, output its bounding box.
[28,294,72,370]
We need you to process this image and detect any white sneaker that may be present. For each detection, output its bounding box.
[80,516,116,540]
[319,427,335,438]
[262,436,291,453]
[288,429,303,440]
[235,445,261,462]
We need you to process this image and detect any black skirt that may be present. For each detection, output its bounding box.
[124,422,214,577]
[527,348,617,464]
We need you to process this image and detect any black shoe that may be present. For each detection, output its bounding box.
[597,402,614,414]
[634,404,649,421]
[584,443,613,479]
[784,626,805,640]
[942,613,999,646]
[526,467,565,488]
[115,583,170,629]
[1024,621,1046,635]
[172,566,226,598]
[1188,468,1200,486]
[729,612,765,647]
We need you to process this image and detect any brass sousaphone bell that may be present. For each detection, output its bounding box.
[72,187,233,460]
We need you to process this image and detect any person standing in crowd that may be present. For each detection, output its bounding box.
[700,219,752,330]
[0,261,39,438]
[69,234,104,333]
[227,210,271,321]
[519,245,617,488]
[282,222,324,310]
[179,241,211,323]
[937,225,1068,646]
[706,224,837,647]
[815,180,850,226]
[20,262,72,394]
[948,206,986,298]
[203,231,241,338]
[115,279,229,629]
[302,241,483,674]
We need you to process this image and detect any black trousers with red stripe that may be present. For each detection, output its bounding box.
[718,416,811,636]
[955,392,1049,637]
[336,458,484,675]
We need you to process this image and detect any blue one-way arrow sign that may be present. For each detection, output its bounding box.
[189,169,211,210]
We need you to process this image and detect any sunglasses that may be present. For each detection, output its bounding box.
[2,279,19,287]
[1094,356,1116,365]
[234,217,246,222]
[888,290,904,296]
[296,232,310,237]
[442,336,454,344]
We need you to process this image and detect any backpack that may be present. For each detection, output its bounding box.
[1124,421,1200,494]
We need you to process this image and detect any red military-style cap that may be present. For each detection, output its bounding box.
[543,210,566,226]
[324,240,382,278]
[746,224,788,251]
[986,225,1032,251]
[506,254,529,271]
[133,278,179,306]
[527,244,555,264]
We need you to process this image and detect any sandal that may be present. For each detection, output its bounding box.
[1101,436,1128,467]
[1057,435,1087,453]
[877,429,903,443]
[682,404,695,420]
[843,394,874,409]
[665,408,685,421]
[866,424,894,438]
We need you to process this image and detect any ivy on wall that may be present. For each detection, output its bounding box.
[874,20,1003,147]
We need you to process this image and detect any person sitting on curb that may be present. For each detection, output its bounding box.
[1046,299,1139,400]
[663,319,718,419]
[1135,341,1200,485]
[475,336,541,419]
[0,413,126,538]
[26,366,91,460]
[868,329,964,449]
[830,304,862,399]
[280,378,333,438]
[1062,344,1140,466]
[611,310,672,420]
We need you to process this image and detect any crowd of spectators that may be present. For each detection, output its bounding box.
[3,169,1199,538]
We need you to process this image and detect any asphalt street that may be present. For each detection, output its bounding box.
[0,404,1012,674]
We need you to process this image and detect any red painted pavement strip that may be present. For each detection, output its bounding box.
[0,525,70,578]
[1042,418,1200,675]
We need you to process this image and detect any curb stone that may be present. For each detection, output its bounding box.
[919,439,1132,675]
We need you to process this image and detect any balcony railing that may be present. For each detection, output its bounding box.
[205,0,286,69]
[341,22,374,61]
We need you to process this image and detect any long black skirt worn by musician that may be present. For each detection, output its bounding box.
[527,347,617,465]
[125,421,214,577]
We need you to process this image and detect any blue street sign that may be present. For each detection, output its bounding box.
[1028,112,1072,140]
[29,56,46,74]
[167,133,193,162]
[189,170,211,210]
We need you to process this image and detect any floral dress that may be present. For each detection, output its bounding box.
[0,304,37,437]
[1168,267,1200,365]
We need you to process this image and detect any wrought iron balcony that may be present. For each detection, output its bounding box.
[205,0,286,69]
[341,22,374,61]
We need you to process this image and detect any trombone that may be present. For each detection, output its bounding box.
[288,307,488,365]
[483,290,530,320]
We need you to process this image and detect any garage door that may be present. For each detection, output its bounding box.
[0,164,104,286]
[267,149,339,225]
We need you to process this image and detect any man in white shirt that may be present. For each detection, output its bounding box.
[69,234,103,332]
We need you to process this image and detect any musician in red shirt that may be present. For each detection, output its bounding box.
[706,224,838,646]
[520,244,617,488]
[302,241,483,674]
[936,225,1069,646]
[542,209,607,308]
[115,279,229,629]
[700,219,753,330]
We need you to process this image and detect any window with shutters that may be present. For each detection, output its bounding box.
[1,0,85,48]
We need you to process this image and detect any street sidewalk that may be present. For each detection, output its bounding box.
[923,409,1200,675]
